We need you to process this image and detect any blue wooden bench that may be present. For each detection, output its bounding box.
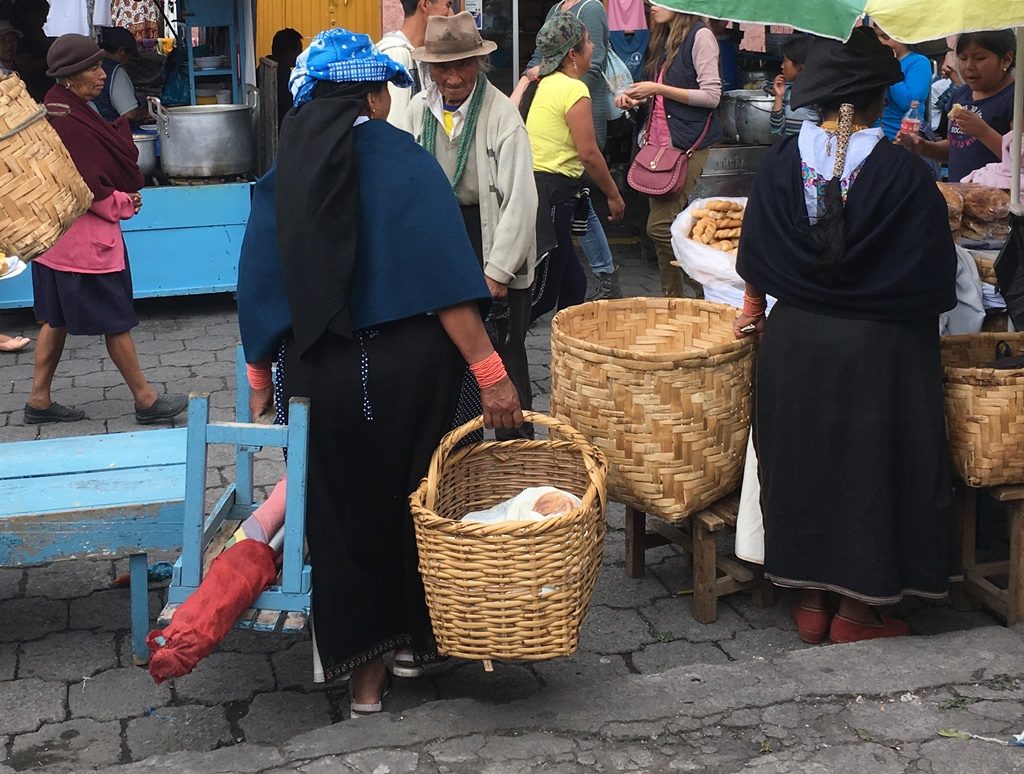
[0,427,186,665]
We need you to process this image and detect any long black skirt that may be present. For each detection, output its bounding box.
[755,304,952,605]
[282,314,469,680]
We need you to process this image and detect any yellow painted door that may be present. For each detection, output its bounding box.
[256,0,382,59]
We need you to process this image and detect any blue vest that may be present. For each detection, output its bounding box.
[661,21,721,151]
[92,58,124,123]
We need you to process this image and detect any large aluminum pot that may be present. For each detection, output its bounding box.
[721,90,775,145]
[147,92,257,177]
[132,133,157,177]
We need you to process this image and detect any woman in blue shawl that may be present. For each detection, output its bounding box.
[237,29,521,715]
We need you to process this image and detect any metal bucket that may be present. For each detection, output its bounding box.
[147,92,257,177]
[132,133,157,177]
[723,90,775,146]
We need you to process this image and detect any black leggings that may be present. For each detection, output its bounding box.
[530,199,587,323]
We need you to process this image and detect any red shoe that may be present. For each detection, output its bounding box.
[792,605,833,644]
[829,613,911,644]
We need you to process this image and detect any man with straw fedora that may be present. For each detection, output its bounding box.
[394,11,538,442]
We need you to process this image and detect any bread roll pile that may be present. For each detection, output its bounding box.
[688,200,744,255]
[937,182,1010,243]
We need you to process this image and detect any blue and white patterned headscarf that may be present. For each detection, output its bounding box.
[289,28,413,109]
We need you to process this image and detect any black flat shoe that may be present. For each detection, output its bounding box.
[24,402,85,424]
[135,394,188,425]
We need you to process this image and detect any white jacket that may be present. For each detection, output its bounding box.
[395,80,538,290]
[377,31,429,126]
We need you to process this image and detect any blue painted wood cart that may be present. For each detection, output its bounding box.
[0,429,186,664]
[0,182,252,310]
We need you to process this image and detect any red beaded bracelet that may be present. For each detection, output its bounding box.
[469,351,508,389]
[742,293,767,318]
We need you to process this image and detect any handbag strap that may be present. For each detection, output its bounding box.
[685,113,713,157]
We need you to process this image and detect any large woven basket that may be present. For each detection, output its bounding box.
[942,332,1024,487]
[550,298,754,522]
[410,412,606,665]
[0,72,92,260]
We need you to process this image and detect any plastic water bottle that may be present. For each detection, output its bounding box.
[900,101,921,136]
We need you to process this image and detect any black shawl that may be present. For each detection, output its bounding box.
[275,85,365,357]
[736,137,957,321]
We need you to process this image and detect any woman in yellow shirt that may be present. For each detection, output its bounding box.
[524,12,624,322]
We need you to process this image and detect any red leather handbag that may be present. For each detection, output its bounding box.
[627,99,712,198]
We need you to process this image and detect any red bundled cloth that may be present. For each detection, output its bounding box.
[147,539,278,683]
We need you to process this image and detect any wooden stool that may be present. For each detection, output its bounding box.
[624,493,773,624]
[954,482,1024,625]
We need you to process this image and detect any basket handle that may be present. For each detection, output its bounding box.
[0,104,46,141]
[420,411,606,512]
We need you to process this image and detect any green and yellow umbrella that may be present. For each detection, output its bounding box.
[653,0,1024,43]
[654,0,1024,209]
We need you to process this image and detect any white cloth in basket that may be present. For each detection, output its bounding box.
[462,486,581,525]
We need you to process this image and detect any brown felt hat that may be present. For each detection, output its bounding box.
[46,33,105,78]
[411,12,497,63]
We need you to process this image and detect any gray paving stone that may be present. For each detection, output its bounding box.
[631,640,729,674]
[905,602,998,636]
[69,588,161,632]
[36,418,110,439]
[133,339,184,356]
[69,665,171,721]
[73,370,125,388]
[578,606,658,654]
[0,643,17,681]
[531,650,630,690]
[726,590,799,631]
[0,568,23,601]
[271,641,326,692]
[75,398,136,421]
[219,628,296,655]
[479,733,576,760]
[8,718,122,771]
[639,596,751,643]
[126,704,233,761]
[173,651,276,705]
[239,691,332,745]
[0,678,66,734]
[0,597,66,642]
[19,631,118,683]
[437,662,541,704]
[589,566,671,609]
[25,559,112,600]
[717,627,816,661]
[0,424,39,440]
[341,749,419,774]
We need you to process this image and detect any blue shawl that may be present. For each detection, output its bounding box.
[238,120,489,363]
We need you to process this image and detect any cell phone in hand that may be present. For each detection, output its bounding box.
[739,323,757,334]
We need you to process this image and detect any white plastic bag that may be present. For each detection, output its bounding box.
[603,49,633,120]
[671,196,747,307]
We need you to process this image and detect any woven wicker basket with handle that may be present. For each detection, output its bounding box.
[550,298,754,523]
[942,332,1024,487]
[410,411,606,667]
[0,72,93,261]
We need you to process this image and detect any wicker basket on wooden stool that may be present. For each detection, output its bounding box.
[942,332,1024,487]
[550,298,754,522]
[410,411,606,669]
[0,72,93,260]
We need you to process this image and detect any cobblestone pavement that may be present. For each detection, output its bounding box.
[0,247,1010,771]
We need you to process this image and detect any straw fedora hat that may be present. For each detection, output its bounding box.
[411,12,497,63]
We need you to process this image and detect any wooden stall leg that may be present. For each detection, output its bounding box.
[129,553,150,666]
[950,484,978,611]
[751,577,775,609]
[624,507,647,578]
[1008,502,1024,626]
[692,521,718,624]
